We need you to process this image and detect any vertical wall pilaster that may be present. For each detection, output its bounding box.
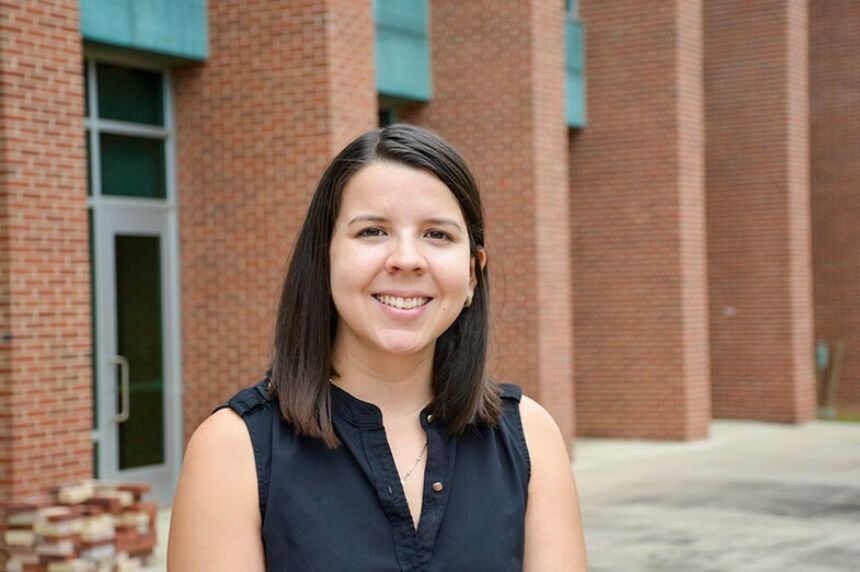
[569,0,710,440]
[705,0,815,422]
[0,0,92,501]
[810,0,860,408]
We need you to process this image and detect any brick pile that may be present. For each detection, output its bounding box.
[0,481,157,572]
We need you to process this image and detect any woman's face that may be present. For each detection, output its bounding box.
[329,161,481,358]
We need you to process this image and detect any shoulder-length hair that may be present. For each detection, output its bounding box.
[268,123,501,448]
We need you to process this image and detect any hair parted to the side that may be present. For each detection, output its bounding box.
[268,123,501,448]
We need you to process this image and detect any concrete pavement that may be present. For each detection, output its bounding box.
[574,420,860,572]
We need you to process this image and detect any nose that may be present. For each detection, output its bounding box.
[385,235,427,274]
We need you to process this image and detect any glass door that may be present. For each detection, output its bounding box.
[93,203,177,506]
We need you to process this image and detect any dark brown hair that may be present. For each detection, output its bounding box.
[268,123,501,448]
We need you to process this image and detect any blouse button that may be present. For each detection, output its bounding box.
[432,481,444,493]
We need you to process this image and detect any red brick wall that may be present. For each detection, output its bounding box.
[810,0,860,407]
[0,0,91,502]
[401,0,576,442]
[569,0,710,440]
[173,0,377,443]
[705,0,816,423]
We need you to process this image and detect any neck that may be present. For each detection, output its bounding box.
[330,334,434,424]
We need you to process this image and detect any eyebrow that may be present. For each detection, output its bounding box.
[347,215,464,233]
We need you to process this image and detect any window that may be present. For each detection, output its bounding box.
[85,60,170,199]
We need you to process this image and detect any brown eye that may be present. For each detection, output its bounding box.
[426,230,452,241]
[358,227,385,237]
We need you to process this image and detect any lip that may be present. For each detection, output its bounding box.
[372,294,432,321]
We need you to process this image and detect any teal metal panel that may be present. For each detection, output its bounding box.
[80,0,208,62]
[566,17,586,127]
[375,0,431,102]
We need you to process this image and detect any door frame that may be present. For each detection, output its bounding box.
[85,50,184,507]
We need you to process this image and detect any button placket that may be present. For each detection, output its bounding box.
[331,384,457,570]
[360,424,418,570]
[412,417,458,570]
[331,385,419,570]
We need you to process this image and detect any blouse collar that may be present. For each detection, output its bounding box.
[329,383,436,430]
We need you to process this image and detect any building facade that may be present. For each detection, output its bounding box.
[0,0,855,507]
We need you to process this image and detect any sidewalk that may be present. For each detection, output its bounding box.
[146,419,860,571]
[574,420,860,572]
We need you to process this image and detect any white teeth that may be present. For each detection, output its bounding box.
[374,295,430,309]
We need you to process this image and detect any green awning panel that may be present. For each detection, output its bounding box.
[566,17,586,127]
[80,0,208,62]
[375,0,431,102]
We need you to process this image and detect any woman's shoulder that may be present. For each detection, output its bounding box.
[487,380,569,472]
[212,376,277,420]
[518,393,564,450]
[193,377,275,468]
[169,388,265,570]
[489,380,560,434]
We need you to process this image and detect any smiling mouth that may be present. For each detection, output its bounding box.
[372,294,432,310]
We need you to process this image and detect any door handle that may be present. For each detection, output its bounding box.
[109,355,130,423]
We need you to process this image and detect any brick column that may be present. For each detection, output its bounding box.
[810,1,860,408]
[705,0,816,422]
[173,0,377,442]
[402,0,576,441]
[0,1,92,502]
[569,0,710,440]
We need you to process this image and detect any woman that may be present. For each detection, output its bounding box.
[167,124,588,571]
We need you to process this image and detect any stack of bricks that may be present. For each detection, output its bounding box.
[0,481,157,572]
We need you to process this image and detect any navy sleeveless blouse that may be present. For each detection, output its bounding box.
[214,376,530,571]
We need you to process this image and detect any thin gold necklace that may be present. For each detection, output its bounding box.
[400,439,428,484]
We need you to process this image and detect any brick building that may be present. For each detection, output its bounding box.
[0,0,855,507]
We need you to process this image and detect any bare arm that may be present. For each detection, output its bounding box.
[167,408,266,572]
[520,396,588,571]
